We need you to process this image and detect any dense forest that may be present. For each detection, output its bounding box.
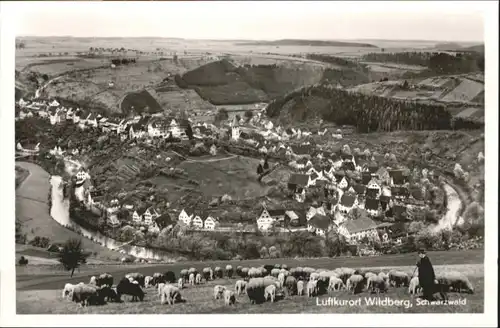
[361,51,484,75]
[266,85,482,132]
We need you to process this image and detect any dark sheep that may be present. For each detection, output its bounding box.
[165,271,176,283]
[96,273,113,287]
[116,278,145,302]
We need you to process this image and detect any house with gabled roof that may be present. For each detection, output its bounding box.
[338,217,379,242]
[178,208,193,226]
[362,172,372,185]
[306,206,326,221]
[376,167,391,185]
[379,195,392,211]
[337,193,358,213]
[204,215,219,230]
[307,214,332,236]
[192,212,205,229]
[256,207,286,231]
[338,176,349,190]
[365,198,381,217]
[366,178,382,197]
[155,213,173,231]
[352,183,366,196]
[288,174,312,191]
[391,186,409,200]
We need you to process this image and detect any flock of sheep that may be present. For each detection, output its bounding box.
[61,264,474,308]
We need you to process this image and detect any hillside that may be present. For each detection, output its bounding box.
[236,39,378,48]
[349,74,485,122]
[176,59,378,105]
[265,84,483,132]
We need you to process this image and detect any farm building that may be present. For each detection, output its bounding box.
[338,218,379,242]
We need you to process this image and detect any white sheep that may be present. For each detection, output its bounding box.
[160,284,182,305]
[213,285,226,300]
[297,280,305,296]
[306,280,317,297]
[195,273,202,285]
[264,284,277,302]
[178,278,184,289]
[62,283,77,299]
[224,289,236,306]
[436,271,474,294]
[346,274,364,294]
[235,280,247,295]
[409,277,421,295]
[157,283,166,296]
[188,273,195,285]
[278,272,286,285]
[89,276,97,285]
[144,276,153,288]
[328,277,344,292]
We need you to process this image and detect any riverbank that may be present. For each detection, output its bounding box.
[15,162,122,261]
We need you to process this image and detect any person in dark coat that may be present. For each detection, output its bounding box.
[416,248,436,301]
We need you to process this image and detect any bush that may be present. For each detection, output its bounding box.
[29,236,50,249]
[18,256,28,266]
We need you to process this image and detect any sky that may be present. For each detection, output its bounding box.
[5,1,486,42]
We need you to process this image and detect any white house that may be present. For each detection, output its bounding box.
[259,145,268,154]
[86,113,98,128]
[338,218,379,242]
[192,214,204,229]
[307,214,331,236]
[204,216,219,230]
[132,210,142,224]
[143,208,154,226]
[75,168,89,185]
[49,99,60,107]
[231,116,241,141]
[256,208,285,231]
[338,177,349,189]
[178,209,193,226]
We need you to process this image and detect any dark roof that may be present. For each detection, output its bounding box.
[288,174,310,186]
[291,145,310,155]
[309,214,331,230]
[389,169,407,185]
[352,184,366,195]
[136,206,149,216]
[268,209,286,217]
[392,187,409,197]
[368,162,379,173]
[365,198,380,211]
[341,161,356,171]
[155,213,173,229]
[342,218,378,234]
[362,173,372,185]
[315,179,328,187]
[341,154,354,161]
[310,172,319,180]
[340,194,356,207]
[355,157,367,167]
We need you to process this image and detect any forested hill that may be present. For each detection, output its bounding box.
[266,84,482,133]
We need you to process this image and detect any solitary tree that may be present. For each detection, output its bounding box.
[58,238,89,277]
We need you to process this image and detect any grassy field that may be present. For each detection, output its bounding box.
[16,261,483,314]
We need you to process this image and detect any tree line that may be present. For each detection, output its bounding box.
[266,85,470,133]
[361,51,484,74]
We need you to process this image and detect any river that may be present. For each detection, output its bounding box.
[50,175,175,262]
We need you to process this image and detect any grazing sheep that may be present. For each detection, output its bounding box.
[71,284,100,307]
[224,289,236,306]
[116,278,145,302]
[214,267,223,279]
[346,274,365,294]
[271,268,281,278]
[125,272,145,287]
[248,267,262,278]
[235,280,247,295]
[309,272,320,281]
[297,280,305,296]
[62,283,77,299]
[144,276,154,288]
[152,272,165,286]
[188,273,195,285]
[278,272,286,285]
[274,264,281,269]
[160,285,182,305]
[195,273,202,284]
[409,277,421,294]
[436,272,474,294]
[284,276,297,296]
[188,267,198,276]
[259,267,268,277]
[303,267,316,280]
[263,265,275,273]
[364,272,377,280]
[389,271,410,287]
[178,278,184,289]
[328,277,344,292]
[164,271,176,284]
[89,276,97,285]
[378,272,389,282]
[226,265,234,278]
[264,284,277,302]
[157,283,166,296]
[369,276,388,294]
[96,273,113,287]
[180,269,189,283]
[236,266,243,277]
[240,267,249,279]
[245,277,277,304]
[202,267,213,281]
[338,267,356,284]
[281,264,288,270]
[214,285,226,300]
[306,280,318,297]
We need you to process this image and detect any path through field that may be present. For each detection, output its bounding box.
[434,183,463,232]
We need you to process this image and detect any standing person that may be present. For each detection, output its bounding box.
[416,248,436,301]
